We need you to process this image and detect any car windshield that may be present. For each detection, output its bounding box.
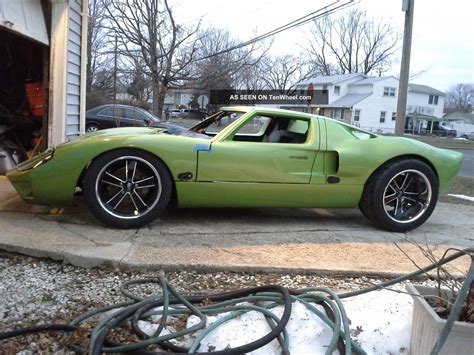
[190,111,244,136]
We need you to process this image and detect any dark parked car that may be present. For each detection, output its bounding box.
[178,109,207,120]
[86,104,182,133]
[430,122,456,137]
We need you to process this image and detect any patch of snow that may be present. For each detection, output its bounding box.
[186,301,334,354]
[342,288,413,354]
[447,194,474,202]
[138,288,414,354]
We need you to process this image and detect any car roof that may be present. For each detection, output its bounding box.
[89,104,146,111]
[221,106,316,119]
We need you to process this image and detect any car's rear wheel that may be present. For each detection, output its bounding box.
[83,149,172,228]
[359,159,438,232]
[86,123,100,133]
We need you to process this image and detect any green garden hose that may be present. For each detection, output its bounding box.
[1,247,472,354]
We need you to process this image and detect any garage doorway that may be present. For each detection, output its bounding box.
[0,30,49,175]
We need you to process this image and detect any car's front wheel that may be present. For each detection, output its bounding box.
[83,149,172,228]
[359,159,438,232]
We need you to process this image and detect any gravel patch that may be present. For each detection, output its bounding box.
[0,251,434,354]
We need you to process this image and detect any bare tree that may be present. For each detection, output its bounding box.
[258,54,315,93]
[124,71,152,104]
[307,9,400,75]
[191,28,267,92]
[104,0,200,115]
[87,0,109,93]
[119,55,153,104]
[236,62,268,91]
[445,83,474,110]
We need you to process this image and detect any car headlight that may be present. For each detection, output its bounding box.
[16,148,55,172]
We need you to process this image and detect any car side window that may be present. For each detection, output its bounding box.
[270,118,308,143]
[204,112,242,134]
[233,116,309,144]
[97,107,114,117]
[112,107,126,118]
[123,108,135,119]
[234,116,271,136]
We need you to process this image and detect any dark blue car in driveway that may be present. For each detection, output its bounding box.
[86,104,182,133]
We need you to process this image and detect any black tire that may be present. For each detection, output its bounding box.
[83,149,172,228]
[359,159,438,232]
[86,123,101,133]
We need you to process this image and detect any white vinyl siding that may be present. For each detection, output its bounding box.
[66,0,83,137]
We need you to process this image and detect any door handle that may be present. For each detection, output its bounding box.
[288,155,308,160]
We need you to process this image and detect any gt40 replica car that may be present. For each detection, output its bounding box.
[7,107,462,232]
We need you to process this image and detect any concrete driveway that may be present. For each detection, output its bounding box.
[0,177,472,276]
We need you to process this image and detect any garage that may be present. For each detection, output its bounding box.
[0,0,88,175]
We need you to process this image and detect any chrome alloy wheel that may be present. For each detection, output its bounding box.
[382,169,432,224]
[86,125,99,133]
[95,156,162,219]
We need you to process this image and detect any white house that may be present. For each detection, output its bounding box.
[406,84,446,134]
[116,88,197,114]
[0,0,88,155]
[286,74,445,134]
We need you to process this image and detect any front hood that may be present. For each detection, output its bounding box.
[87,126,162,137]
[60,127,209,146]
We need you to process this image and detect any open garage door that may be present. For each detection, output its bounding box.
[0,0,49,45]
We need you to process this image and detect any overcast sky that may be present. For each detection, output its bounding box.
[174,0,474,91]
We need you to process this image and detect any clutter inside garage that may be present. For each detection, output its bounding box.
[0,30,48,175]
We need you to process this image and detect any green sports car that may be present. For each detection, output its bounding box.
[7,106,463,232]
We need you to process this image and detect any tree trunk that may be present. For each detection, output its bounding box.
[157,89,167,118]
[151,79,160,116]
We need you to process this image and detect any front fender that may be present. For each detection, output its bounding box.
[7,129,206,206]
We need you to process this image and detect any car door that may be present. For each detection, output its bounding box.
[197,114,319,184]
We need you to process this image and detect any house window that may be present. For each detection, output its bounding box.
[334,86,340,95]
[380,111,386,123]
[392,112,396,121]
[383,87,396,97]
[429,95,439,105]
[354,109,360,122]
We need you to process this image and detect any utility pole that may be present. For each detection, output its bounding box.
[113,34,118,104]
[395,0,415,136]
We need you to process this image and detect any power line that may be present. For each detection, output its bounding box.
[196,0,356,61]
